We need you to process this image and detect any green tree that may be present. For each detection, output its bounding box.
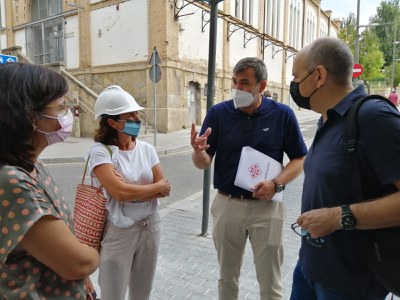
[359,30,385,84]
[338,13,357,51]
[383,61,400,87]
[370,0,400,67]
[339,13,385,92]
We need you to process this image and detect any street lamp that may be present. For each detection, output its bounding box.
[201,0,224,236]
[391,23,399,90]
[391,41,400,90]
[353,0,361,87]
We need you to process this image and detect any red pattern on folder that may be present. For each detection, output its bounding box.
[248,163,262,179]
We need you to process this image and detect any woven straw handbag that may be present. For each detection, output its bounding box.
[73,145,112,251]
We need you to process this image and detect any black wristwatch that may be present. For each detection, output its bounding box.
[272,179,285,193]
[339,205,357,230]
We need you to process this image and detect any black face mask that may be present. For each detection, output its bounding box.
[290,69,318,109]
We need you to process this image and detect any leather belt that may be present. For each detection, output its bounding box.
[218,190,257,200]
[137,217,150,227]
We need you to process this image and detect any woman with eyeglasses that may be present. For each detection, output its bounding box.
[0,62,99,299]
[85,85,170,300]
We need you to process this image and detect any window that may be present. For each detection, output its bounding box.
[306,10,316,44]
[26,17,64,64]
[234,0,254,25]
[320,21,328,37]
[265,0,281,39]
[288,0,301,49]
[235,0,240,18]
[32,0,63,21]
[242,1,248,22]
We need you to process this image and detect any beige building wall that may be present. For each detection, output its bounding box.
[5,0,340,136]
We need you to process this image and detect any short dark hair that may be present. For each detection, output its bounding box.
[0,63,68,171]
[306,37,353,85]
[233,57,268,82]
[264,90,272,97]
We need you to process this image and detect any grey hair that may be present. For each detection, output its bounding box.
[233,57,268,82]
[305,37,353,85]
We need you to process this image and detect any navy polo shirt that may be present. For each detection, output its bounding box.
[300,86,400,295]
[200,96,307,197]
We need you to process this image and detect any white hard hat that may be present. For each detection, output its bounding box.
[95,85,144,119]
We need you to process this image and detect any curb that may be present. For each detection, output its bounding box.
[40,157,85,164]
[41,144,193,164]
[155,144,192,156]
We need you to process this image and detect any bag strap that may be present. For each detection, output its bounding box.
[81,144,113,184]
[344,95,398,297]
[345,95,395,154]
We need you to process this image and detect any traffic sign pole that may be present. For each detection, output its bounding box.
[153,48,157,147]
[149,46,162,147]
[201,0,224,236]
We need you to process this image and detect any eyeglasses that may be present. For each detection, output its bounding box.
[291,222,325,248]
[44,101,70,116]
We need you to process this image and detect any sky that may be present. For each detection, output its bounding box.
[321,0,382,25]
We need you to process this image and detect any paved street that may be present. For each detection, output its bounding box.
[90,173,304,300]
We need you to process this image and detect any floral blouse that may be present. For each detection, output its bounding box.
[0,161,87,299]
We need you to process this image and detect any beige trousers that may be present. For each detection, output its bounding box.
[211,193,285,300]
[98,213,161,300]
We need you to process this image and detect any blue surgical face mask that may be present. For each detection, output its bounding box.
[117,119,141,137]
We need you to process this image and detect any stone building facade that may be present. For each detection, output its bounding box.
[0,0,340,136]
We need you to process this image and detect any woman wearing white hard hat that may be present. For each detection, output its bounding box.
[86,85,170,300]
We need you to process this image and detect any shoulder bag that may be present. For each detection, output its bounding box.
[73,144,112,251]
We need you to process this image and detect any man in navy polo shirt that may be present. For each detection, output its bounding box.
[289,37,400,299]
[191,57,307,300]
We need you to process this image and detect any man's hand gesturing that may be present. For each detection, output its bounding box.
[191,123,211,153]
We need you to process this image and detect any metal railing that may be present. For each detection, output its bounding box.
[81,73,108,94]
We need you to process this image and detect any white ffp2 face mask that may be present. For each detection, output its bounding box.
[231,85,260,109]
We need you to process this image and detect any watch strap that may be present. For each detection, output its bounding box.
[272,179,285,192]
[340,205,357,230]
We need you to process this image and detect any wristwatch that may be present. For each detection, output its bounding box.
[272,179,285,193]
[339,205,357,230]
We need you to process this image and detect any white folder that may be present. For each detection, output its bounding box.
[234,146,284,201]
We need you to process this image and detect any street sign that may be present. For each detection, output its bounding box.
[0,54,17,64]
[353,63,363,78]
[149,64,162,83]
[149,47,162,83]
[149,47,162,65]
